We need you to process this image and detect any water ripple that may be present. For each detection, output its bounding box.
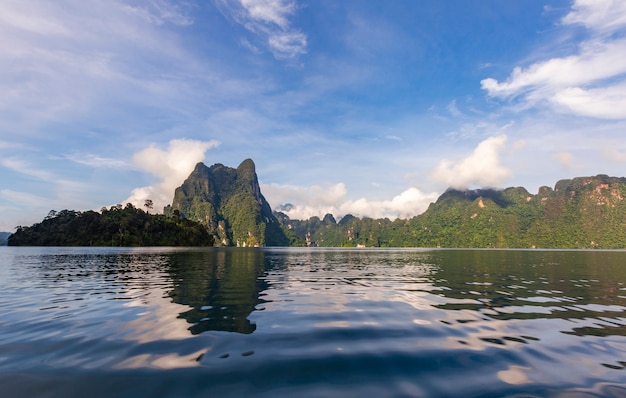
[2,247,626,396]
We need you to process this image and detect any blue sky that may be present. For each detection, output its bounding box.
[2,0,626,231]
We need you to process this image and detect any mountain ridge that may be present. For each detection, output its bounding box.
[7,157,626,249]
[275,174,626,249]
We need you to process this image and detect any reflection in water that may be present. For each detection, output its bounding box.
[429,250,626,337]
[416,249,626,389]
[166,249,269,334]
[3,247,626,397]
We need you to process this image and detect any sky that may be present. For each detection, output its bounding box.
[2,0,626,231]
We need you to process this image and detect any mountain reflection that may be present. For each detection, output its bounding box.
[428,249,626,338]
[165,248,270,335]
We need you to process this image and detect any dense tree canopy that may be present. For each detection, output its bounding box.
[277,175,626,249]
[8,204,214,246]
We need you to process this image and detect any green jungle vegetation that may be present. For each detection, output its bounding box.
[277,175,626,249]
[8,203,214,247]
[168,159,291,247]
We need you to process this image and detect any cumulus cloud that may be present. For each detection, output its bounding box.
[262,182,439,220]
[550,81,626,119]
[562,0,626,34]
[216,0,307,59]
[553,151,575,169]
[481,0,626,119]
[124,139,220,211]
[432,135,511,189]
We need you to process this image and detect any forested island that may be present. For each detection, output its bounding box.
[8,204,214,246]
[6,159,626,249]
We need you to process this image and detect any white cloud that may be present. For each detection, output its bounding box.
[216,0,307,59]
[121,0,195,26]
[341,188,439,220]
[268,31,307,58]
[0,189,52,210]
[0,155,92,194]
[0,157,55,181]
[553,151,575,169]
[262,182,439,220]
[0,161,94,230]
[481,0,626,120]
[0,0,202,137]
[447,99,462,117]
[241,0,294,27]
[481,38,626,99]
[432,134,511,189]
[550,81,626,119]
[605,148,626,163]
[262,182,348,209]
[561,0,626,34]
[124,139,220,211]
[62,153,129,169]
[0,189,57,230]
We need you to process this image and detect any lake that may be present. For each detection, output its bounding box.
[1,247,626,397]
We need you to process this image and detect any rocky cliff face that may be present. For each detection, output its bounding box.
[169,159,288,247]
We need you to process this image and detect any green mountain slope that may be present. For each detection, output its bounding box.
[276,175,626,249]
[168,159,289,247]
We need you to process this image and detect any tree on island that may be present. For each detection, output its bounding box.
[144,199,154,214]
[8,203,214,247]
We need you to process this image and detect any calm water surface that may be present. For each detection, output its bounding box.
[1,247,626,397]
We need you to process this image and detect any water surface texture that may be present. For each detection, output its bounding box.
[1,247,626,397]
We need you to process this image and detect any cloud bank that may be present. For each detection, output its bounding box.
[262,182,439,221]
[432,135,511,189]
[124,139,220,211]
[481,0,626,120]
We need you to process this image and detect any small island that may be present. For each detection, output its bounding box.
[8,203,214,247]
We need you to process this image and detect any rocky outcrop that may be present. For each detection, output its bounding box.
[168,159,288,247]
